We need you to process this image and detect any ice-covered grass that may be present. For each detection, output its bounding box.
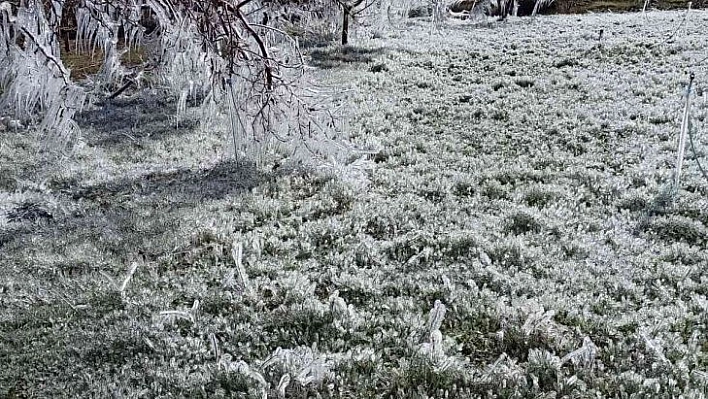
[1,10,708,398]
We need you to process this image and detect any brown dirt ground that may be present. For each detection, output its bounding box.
[60,41,147,80]
[550,0,702,14]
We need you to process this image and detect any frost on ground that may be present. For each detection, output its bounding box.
[1,10,708,398]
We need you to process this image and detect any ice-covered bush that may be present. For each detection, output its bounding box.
[0,0,346,164]
[0,1,84,146]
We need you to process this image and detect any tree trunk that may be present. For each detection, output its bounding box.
[341,5,350,45]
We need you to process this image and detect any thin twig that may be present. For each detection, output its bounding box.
[107,79,135,99]
[235,9,273,91]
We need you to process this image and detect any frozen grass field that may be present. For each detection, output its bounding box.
[2,9,708,398]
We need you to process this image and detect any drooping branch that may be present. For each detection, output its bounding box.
[234,8,273,91]
[18,26,71,85]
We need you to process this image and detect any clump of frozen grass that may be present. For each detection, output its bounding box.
[225,238,254,297]
[427,299,446,333]
[560,336,598,370]
[526,348,561,390]
[100,261,140,303]
[260,346,335,390]
[216,355,269,398]
[402,300,469,392]
[328,290,363,332]
[477,353,527,392]
[523,186,557,207]
[504,211,543,235]
[158,299,200,326]
[314,152,375,191]
[649,215,707,245]
[640,331,672,368]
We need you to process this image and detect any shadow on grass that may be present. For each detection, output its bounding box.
[297,30,340,49]
[75,94,199,146]
[308,45,387,69]
[0,226,32,250]
[0,160,269,260]
[72,160,264,204]
[0,161,278,397]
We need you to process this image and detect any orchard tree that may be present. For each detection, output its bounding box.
[0,0,344,162]
[335,0,375,45]
[263,0,378,46]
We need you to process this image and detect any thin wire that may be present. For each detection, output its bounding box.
[653,2,692,48]
[687,118,708,183]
